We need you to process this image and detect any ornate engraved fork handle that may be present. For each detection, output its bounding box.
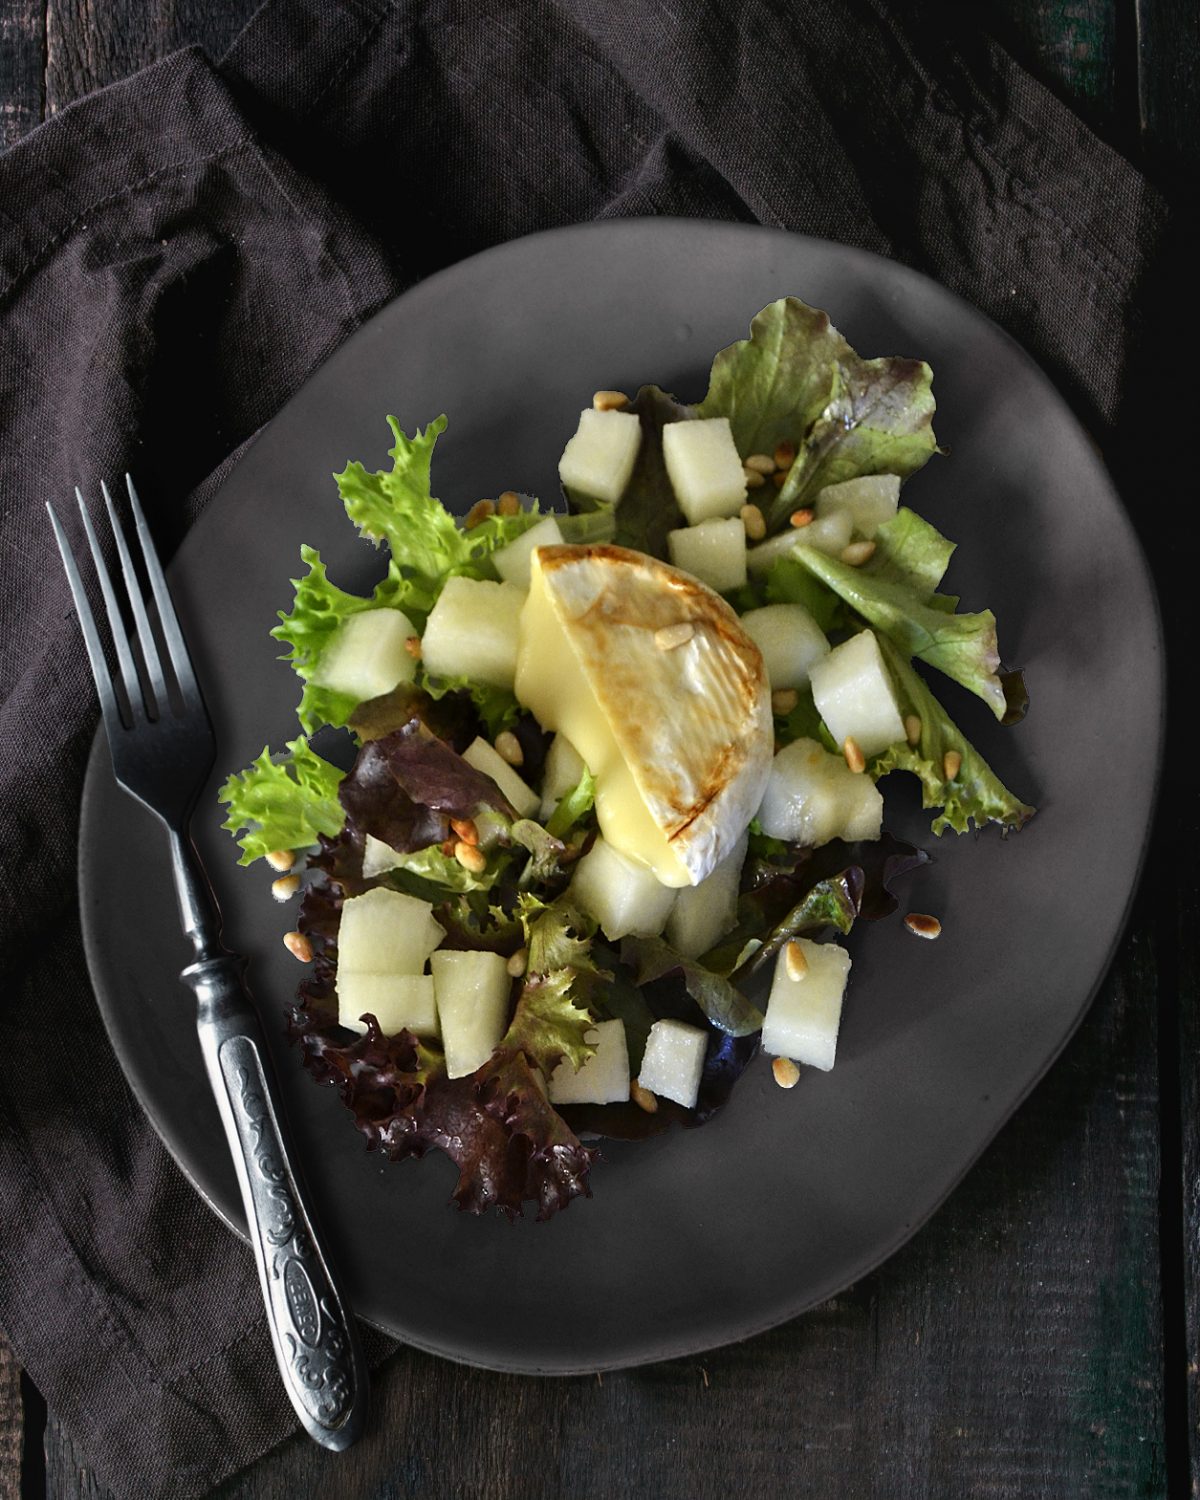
[49,479,367,1451]
[175,833,367,1450]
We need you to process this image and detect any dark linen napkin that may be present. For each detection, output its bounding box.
[0,1,1168,1495]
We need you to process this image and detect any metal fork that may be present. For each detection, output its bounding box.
[49,478,368,1451]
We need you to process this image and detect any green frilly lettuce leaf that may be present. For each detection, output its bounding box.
[380,844,499,899]
[783,543,1007,719]
[696,297,937,526]
[276,416,549,736]
[335,414,547,588]
[336,414,458,572]
[545,767,598,839]
[218,739,345,865]
[723,873,862,984]
[867,507,958,605]
[505,898,607,1075]
[870,637,1035,835]
[271,546,410,734]
[509,820,570,886]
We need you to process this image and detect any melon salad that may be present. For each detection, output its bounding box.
[219,297,1034,1221]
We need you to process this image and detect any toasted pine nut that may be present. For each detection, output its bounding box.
[450,817,478,846]
[843,737,866,774]
[440,838,458,856]
[455,841,487,874]
[743,468,766,490]
[904,714,922,746]
[592,389,630,411]
[772,1056,801,1089]
[283,930,313,963]
[771,688,799,715]
[790,508,814,528]
[507,947,529,978]
[631,1080,659,1113]
[265,849,295,873]
[464,499,495,528]
[840,540,877,566]
[772,470,788,489]
[943,749,962,781]
[495,729,524,766]
[745,453,777,475]
[271,874,301,902]
[655,622,694,651]
[497,490,521,516]
[784,940,808,982]
[905,913,943,940]
[774,440,797,469]
[740,503,766,540]
[404,635,422,659]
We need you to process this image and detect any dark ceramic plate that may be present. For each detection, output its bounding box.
[78,221,1162,1373]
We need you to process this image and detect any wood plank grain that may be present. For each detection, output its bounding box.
[1131,3,1197,1491]
[0,1330,22,1500]
[1179,869,1200,1500]
[0,0,45,149]
[42,0,258,115]
[978,0,1136,150]
[1135,0,1200,179]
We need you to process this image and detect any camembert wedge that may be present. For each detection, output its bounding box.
[515,544,772,886]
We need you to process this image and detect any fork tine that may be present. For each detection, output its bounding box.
[102,479,167,716]
[47,502,127,736]
[124,474,204,715]
[75,487,146,723]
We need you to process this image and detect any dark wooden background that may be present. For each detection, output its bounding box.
[1,2,1195,1497]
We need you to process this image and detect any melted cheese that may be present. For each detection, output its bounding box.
[514,544,772,886]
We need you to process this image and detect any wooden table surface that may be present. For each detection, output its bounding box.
[1,3,1195,1497]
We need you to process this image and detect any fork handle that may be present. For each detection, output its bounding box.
[184,948,369,1451]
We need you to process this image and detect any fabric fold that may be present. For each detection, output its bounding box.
[0,34,400,1500]
[0,2,1170,1495]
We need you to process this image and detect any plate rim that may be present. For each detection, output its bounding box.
[77,216,1167,1373]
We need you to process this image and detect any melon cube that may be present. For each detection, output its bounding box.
[662,418,747,523]
[745,508,854,575]
[539,733,586,820]
[462,736,540,818]
[361,834,403,879]
[756,738,883,848]
[558,408,642,505]
[739,603,830,691]
[796,508,853,558]
[337,886,445,974]
[746,529,801,576]
[809,629,905,758]
[816,474,900,537]
[337,972,439,1039]
[569,836,677,940]
[430,949,513,1078]
[311,607,418,702]
[665,832,746,959]
[637,1018,708,1109]
[761,937,852,1070]
[667,517,747,593]
[491,516,565,589]
[420,576,525,689]
[547,1020,630,1105]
